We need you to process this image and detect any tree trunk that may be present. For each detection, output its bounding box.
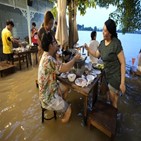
[68,0,74,49]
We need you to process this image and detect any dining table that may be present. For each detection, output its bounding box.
[57,70,102,125]
[13,47,38,70]
[13,50,30,70]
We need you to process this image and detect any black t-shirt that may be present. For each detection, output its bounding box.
[38,27,55,42]
[98,37,123,90]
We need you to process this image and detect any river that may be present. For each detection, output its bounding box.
[78,31,141,66]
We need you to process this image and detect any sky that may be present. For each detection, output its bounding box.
[76,5,116,29]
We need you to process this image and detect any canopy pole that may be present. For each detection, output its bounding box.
[20,5,35,45]
[27,5,31,45]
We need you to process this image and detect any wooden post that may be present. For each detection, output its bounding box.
[68,0,74,49]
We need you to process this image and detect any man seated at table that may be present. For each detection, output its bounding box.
[38,32,81,123]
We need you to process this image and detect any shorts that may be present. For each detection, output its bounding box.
[45,93,68,113]
[108,84,119,94]
[4,53,13,61]
[41,83,69,113]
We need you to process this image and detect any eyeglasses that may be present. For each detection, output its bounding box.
[52,41,60,48]
[52,41,57,45]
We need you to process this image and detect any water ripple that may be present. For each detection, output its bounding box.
[0,105,15,115]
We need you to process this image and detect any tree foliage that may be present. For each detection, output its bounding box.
[109,0,141,33]
[49,0,141,33]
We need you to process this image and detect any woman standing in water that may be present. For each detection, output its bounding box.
[38,11,55,62]
[85,19,126,108]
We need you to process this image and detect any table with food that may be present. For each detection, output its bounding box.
[57,47,103,124]
[13,42,38,69]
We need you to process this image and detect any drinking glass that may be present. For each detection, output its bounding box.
[132,58,136,66]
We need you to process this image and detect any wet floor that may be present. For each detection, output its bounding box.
[0,66,141,141]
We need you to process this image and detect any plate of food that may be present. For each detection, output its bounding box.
[90,69,99,75]
[93,63,104,70]
[86,75,95,82]
[75,78,87,87]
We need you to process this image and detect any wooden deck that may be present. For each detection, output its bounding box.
[0,61,15,77]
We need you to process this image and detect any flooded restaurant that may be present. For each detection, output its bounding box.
[0,0,141,141]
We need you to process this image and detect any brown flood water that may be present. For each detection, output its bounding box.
[0,66,141,141]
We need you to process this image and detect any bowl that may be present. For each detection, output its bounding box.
[67,73,76,82]
[86,75,95,83]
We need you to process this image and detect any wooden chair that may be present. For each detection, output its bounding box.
[87,100,117,140]
[41,106,57,123]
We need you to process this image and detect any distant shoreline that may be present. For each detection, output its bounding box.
[77,29,141,34]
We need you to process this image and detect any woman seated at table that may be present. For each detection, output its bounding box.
[38,32,81,123]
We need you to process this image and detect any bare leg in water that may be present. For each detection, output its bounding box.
[109,90,119,108]
[61,104,71,123]
[58,83,71,123]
